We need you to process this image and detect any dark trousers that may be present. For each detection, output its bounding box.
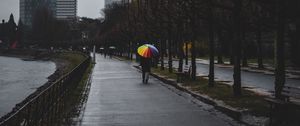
[142,71,149,81]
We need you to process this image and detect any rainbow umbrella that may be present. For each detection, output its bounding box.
[137,44,159,58]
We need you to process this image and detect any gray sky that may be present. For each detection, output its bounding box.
[0,0,105,22]
[78,0,105,19]
[0,0,19,22]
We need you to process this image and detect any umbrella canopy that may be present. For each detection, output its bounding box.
[137,44,159,58]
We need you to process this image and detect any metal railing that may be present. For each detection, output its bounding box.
[0,54,91,126]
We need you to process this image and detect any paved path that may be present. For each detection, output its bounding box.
[168,60,300,93]
[76,54,241,126]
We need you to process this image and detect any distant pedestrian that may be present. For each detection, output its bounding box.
[109,49,112,58]
[104,49,107,58]
[140,57,151,84]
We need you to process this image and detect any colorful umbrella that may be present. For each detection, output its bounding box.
[137,44,159,58]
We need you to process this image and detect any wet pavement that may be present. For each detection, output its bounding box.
[168,60,300,93]
[75,54,242,126]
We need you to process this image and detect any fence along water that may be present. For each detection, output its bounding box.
[0,54,91,126]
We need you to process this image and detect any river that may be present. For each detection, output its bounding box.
[0,56,56,116]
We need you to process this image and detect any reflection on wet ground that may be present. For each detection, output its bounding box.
[71,54,242,126]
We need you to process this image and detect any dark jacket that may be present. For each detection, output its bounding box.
[140,58,151,72]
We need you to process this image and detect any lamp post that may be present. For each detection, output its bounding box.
[81,31,89,52]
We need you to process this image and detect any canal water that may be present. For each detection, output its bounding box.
[0,56,56,116]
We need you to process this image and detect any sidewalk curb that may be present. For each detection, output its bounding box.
[133,65,267,126]
[150,72,243,121]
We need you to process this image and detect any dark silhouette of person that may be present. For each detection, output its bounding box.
[104,49,107,58]
[109,49,112,58]
[140,57,151,84]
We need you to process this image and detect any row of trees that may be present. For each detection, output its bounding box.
[28,6,87,48]
[30,6,104,49]
[97,0,299,97]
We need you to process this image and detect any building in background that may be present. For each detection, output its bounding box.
[56,0,77,20]
[20,0,77,27]
[105,0,122,7]
[20,0,56,27]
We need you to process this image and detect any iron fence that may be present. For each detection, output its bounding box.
[0,54,91,126]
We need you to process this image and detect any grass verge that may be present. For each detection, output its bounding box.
[48,52,92,125]
[151,67,177,80]
[152,68,269,117]
[58,61,94,125]
[51,52,86,74]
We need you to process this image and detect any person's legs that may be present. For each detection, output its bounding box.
[145,72,149,84]
[142,71,145,83]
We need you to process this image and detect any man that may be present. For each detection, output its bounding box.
[140,57,151,84]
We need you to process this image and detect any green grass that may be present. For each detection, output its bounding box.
[182,77,269,116]
[58,62,94,125]
[52,52,87,74]
[35,51,93,125]
[151,66,269,116]
[152,67,177,80]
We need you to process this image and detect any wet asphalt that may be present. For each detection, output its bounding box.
[76,54,242,126]
[168,60,299,92]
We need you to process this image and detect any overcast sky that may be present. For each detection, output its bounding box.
[0,0,105,22]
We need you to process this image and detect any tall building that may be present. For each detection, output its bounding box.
[56,0,77,20]
[105,0,122,7]
[20,0,77,27]
[20,0,56,27]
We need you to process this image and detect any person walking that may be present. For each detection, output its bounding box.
[137,44,159,84]
[140,57,151,84]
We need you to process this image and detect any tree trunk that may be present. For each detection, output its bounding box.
[168,39,173,73]
[241,25,248,67]
[185,42,189,65]
[160,39,165,70]
[229,30,234,65]
[135,41,139,62]
[232,0,242,96]
[242,41,248,67]
[256,27,264,69]
[208,0,215,87]
[290,2,300,67]
[297,0,300,66]
[296,17,300,67]
[167,0,173,73]
[217,55,223,64]
[217,28,224,64]
[191,40,196,80]
[274,0,286,99]
[128,42,131,59]
[190,0,196,80]
[178,39,184,72]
